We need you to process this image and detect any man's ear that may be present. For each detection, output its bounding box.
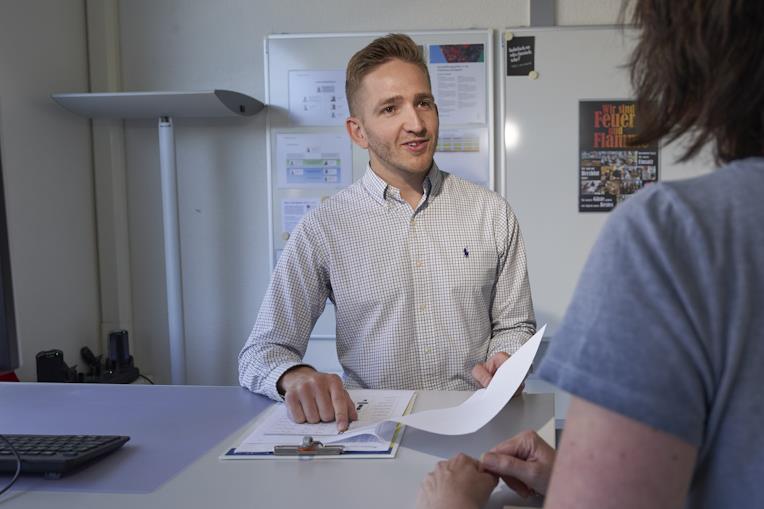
[345,116,369,149]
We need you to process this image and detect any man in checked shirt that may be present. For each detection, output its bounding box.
[239,33,536,431]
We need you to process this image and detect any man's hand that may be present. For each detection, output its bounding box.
[480,430,556,498]
[472,351,509,388]
[416,453,498,509]
[277,366,358,432]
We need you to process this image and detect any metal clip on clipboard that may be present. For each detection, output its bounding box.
[273,436,345,456]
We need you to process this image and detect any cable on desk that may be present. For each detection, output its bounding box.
[0,435,21,496]
[139,374,155,384]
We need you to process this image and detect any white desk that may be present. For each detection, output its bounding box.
[1,384,553,509]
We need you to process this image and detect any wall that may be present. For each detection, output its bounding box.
[117,0,625,384]
[0,0,99,381]
[0,0,627,384]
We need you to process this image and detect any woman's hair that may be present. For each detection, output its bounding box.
[625,0,764,162]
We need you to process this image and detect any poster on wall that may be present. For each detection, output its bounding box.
[506,36,535,76]
[579,100,659,212]
[288,69,348,126]
[435,127,489,187]
[276,132,352,189]
[428,43,486,124]
[281,198,321,237]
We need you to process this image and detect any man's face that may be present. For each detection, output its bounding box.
[346,59,439,181]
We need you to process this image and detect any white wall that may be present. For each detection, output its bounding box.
[116,0,624,385]
[0,0,99,381]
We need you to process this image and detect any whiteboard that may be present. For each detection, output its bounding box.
[501,26,709,335]
[265,30,495,340]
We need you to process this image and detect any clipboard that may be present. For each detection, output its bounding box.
[221,390,415,460]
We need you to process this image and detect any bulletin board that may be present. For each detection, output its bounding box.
[501,26,708,335]
[265,30,495,340]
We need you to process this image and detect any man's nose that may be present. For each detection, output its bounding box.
[402,105,426,133]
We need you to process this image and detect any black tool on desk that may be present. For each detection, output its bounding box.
[35,349,78,382]
[0,434,130,480]
[35,329,140,384]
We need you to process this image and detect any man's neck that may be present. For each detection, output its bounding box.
[369,162,431,209]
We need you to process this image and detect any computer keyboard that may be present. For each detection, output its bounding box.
[0,434,130,479]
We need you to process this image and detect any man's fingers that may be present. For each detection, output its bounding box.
[281,371,355,430]
[314,384,336,423]
[471,363,492,387]
[329,382,354,431]
[284,391,306,423]
[281,370,357,429]
[474,353,510,387]
[485,352,510,374]
[295,386,321,423]
[333,406,348,432]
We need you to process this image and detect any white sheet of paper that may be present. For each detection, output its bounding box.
[336,326,546,438]
[395,325,545,434]
[233,390,415,453]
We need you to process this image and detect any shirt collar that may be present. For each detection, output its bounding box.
[362,161,443,205]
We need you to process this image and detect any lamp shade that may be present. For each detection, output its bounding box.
[51,90,264,119]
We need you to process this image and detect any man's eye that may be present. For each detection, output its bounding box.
[418,100,433,108]
[382,105,395,114]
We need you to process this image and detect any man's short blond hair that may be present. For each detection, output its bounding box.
[345,33,430,116]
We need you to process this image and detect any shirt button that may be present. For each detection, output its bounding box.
[419,303,427,312]
[415,260,423,268]
[425,347,432,354]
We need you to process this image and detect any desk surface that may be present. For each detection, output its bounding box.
[1,383,553,509]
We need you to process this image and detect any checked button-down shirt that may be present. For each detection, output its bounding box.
[239,163,536,401]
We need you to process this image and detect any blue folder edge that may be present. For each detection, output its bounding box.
[223,447,394,457]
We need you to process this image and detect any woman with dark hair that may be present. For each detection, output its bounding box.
[417,1,764,507]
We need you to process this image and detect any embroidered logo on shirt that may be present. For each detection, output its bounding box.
[463,247,469,258]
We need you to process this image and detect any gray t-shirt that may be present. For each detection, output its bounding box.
[538,157,764,508]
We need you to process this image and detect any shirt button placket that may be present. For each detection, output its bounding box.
[411,212,436,387]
